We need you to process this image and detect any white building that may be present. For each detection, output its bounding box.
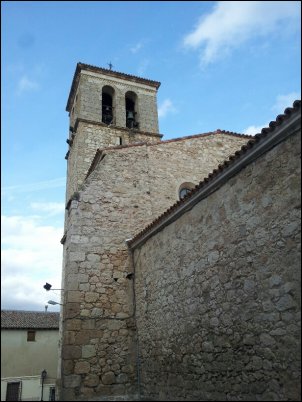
[1,310,59,401]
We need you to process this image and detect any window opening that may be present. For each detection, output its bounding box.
[49,387,56,401]
[179,188,191,199]
[178,182,195,200]
[27,330,36,342]
[102,86,115,125]
[125,92,139,129]
[6,382,21,401]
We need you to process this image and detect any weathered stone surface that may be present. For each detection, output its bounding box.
[62,345,81,359]
[101,371,116,385]
[84,373,100,387]
[133,130,301,401]
[85,292,99,303]
[74,361,90,374]
[116,373,128,384]
[64,374,81,388]
[82,344,96,358]
[59,63,301,402]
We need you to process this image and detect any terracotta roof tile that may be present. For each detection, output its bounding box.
[1,310,60,329]
[128,100,301,247]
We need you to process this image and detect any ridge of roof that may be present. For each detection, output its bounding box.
[66,62,161,112]
[84,130,253,182]
[127,100,301,248]
[157,129,253,144]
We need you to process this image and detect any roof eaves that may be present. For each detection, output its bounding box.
[127,100,301,249]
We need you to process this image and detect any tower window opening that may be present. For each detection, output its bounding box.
[125,91,139,129]
[102,86,115,125]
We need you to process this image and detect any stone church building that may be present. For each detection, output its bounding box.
[58,62,301,401]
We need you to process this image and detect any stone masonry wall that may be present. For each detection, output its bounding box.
[145,134,250,215]
[133,131,301,401]
[65,121,160,203]
[71,73,159,133]
[61,147,152,400]
[60,133,250,400]
[65,69,161,203]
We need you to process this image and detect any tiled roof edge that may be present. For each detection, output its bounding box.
[158,130,253,145]
[66,62,161,112]
[127,100,301,249]
[84,131,253,186]
[1,310,60,329]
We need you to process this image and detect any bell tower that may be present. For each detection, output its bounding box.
[65,62,162,202]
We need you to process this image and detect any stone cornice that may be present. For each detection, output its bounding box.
[73,117,163,138]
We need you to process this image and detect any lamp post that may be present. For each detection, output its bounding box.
[41,369,47,401]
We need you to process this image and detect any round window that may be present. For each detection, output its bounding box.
[179,188,191,199]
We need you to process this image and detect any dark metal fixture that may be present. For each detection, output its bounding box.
[41,369,47,401]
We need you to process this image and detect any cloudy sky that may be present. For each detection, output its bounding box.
[2,1,301,312]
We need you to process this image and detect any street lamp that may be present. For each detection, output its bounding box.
[41,369,47,401]
[47,300,63,306]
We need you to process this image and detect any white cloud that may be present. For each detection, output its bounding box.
[30,202,65,216]
[158,99,177,118]
[130,42,143,54]
[271,92,301,114]
[1,215,63,311]
[17,75,39,94]
[183,1,300,65]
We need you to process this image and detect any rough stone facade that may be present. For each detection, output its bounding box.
[59,63,300,401]
[60,135,249,400]
[65,64,161,201]
[132,126,301,401]
[59,63,251,400]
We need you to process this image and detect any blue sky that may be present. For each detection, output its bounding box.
[1,1,301,312]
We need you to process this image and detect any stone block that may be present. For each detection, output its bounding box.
[64,374,81,388]
[74,361,90,374]
[82,344,96,358]
[67,291,82,302]
[85,292,99,303]
[62,345,82,359]
[69,251,86,262]
[84,374,100,387]
[101,371,116,385]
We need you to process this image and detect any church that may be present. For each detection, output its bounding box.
[59,62,301,401]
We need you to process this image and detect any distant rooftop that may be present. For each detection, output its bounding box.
[1,310,60,329]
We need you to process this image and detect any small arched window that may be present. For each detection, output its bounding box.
[125,91,139,129]
[102,86,115,124]
[178,182,195,200]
